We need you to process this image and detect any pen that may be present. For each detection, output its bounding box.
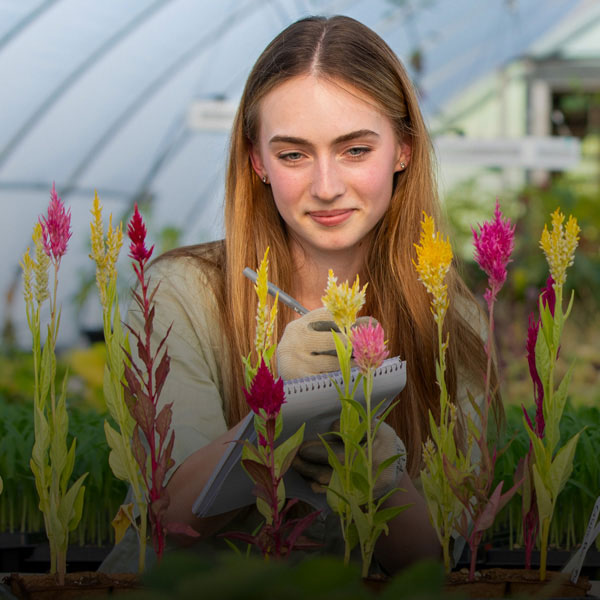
[243,267,308,316]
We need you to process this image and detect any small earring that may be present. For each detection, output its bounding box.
[399,162,406,170]
[262,175,269,184]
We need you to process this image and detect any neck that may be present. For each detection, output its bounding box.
[289,242,367,312]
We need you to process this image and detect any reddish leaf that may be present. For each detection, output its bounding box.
[278,445,301,478]
[155,352,171,402]
[282,509,321,552]
[474,482,504,533]
[123,363,142,398]
[136,336,150,372]
[155,323,172,358]
[242,458,273,491]
[122,380,137,416]
[148,282,160,306]
[131,426,147,482]
[155,403,173,446]
[154,433,175,493]
[165,521,200,538]
[133,387,156,441]
[145,305,154,341]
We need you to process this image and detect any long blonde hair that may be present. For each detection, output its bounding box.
[167,16,491,476]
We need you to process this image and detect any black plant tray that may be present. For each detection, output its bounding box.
[456,546,600,579]
[0,533,111,573]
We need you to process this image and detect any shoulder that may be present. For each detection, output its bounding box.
[144,241,225,307]
[126,241,226,345]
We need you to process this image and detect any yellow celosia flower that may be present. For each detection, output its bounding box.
[20,248,34,305]
[89,192,124,309]
[413,213,453,323]
[90,191,106,267]
[32,223,50,305]
[539,208,580,286]
[254,247,277,355]
[321,270,367,333]
[106,215,123,282]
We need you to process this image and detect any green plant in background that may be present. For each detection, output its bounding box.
[0,393,126,545]
[524,208,582,580]
[89,192,149,572]
[489,402,600,553]
[19,184,87,584]
[416,213,471,573]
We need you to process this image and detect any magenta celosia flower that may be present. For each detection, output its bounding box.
[243,359,286,418]
[127,203,154,265]
[472,201,515,305]
[523,276,555,438]
[350,320,389,375]
[39,182,72,261]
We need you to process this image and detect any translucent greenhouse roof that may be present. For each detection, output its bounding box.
[0,0,594,347]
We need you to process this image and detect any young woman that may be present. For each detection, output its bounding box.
[102,15,489,574]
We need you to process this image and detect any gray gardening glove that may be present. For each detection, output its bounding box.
[292,419,407,497]
[277,307,373,381]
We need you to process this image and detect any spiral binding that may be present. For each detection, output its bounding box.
[283,357,402,396]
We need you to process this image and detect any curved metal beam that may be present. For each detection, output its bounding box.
[0,180,130,201]
[0,0,62,53]
[61,0,264,198]
[0,0,172,169]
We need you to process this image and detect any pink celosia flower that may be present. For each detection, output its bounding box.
[350,320,389,375]
[127,203,154,265]
[472,201,515,305]
[523,276,555,438]
[243,359,286,418]
[39,182,72,261]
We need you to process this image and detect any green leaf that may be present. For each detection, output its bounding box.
[104,422,130,481]
[548,432,580,499]
[67,479,87,532]
[538,298,555,351]
[373,505,408,527]
[350,471,369,498]
[60,439,77,496]
[345,397,368,424]
[534,325,552,397]
[348,497,370,545]
[256,496,272,524]
[375,454,403,483]
[554,363,575,425]
[532,464,553,522]
[522,416,547,469]
[274,423,305,477]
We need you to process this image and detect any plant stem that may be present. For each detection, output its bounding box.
[361,372,375,579]
[469,542,478,581]
[138,509,147,573]
[540,518,550,581]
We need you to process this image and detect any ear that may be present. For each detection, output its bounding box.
[394,140,412,172]
[249,144,266,179]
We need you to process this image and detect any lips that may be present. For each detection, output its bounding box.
[309,209,355,227]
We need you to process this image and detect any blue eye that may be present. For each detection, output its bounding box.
[280,152,303,161]
[347,147,370,157]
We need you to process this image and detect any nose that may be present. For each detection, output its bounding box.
[310,157,345,202]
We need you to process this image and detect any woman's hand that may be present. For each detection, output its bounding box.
[293,419,407,497]
[277,307,372,380]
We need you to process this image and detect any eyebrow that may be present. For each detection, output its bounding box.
[268,129,380,147]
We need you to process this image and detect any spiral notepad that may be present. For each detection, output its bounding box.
[193,356,406,518]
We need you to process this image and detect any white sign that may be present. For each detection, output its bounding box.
[187,99,237,132]
[434,136,581,170]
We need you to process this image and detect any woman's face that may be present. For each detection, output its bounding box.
[250,75,410,261]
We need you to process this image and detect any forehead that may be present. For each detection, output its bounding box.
[257,75,393,140]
